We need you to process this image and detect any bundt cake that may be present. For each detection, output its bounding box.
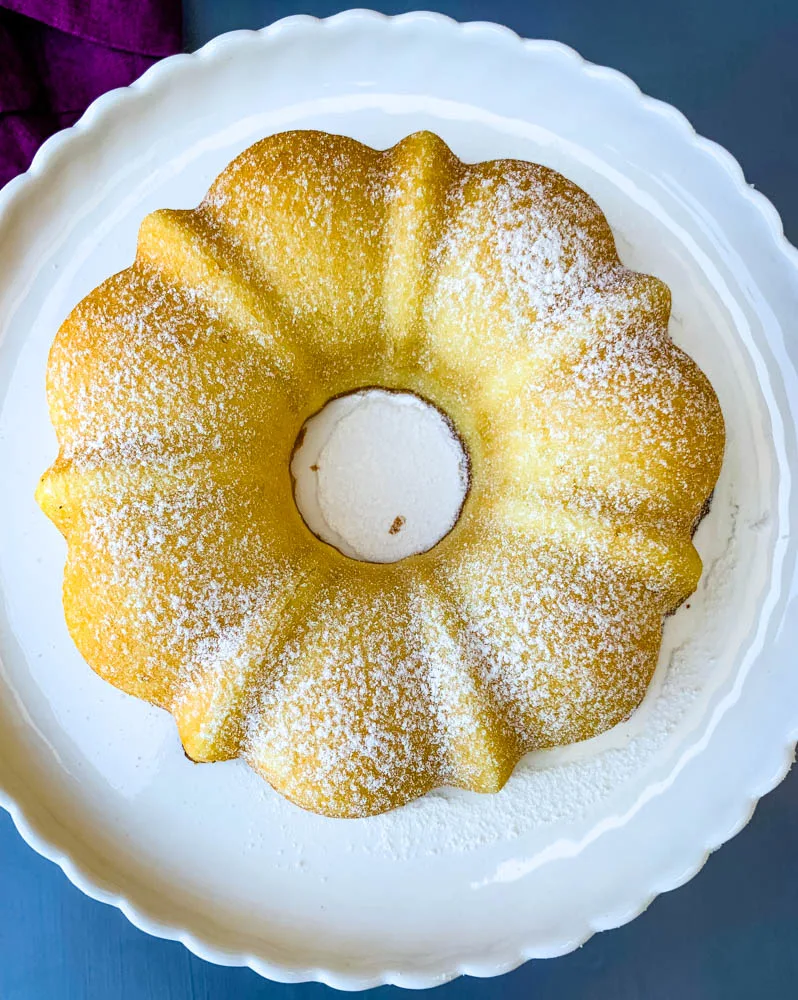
[36,130,725,818]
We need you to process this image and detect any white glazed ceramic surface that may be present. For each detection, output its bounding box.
[0,11,796,989]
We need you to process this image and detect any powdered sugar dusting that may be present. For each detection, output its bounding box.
[37,130,725,819]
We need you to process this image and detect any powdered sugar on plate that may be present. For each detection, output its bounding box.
[239,450,743,863]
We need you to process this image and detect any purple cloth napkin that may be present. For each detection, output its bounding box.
[0,0,182,188]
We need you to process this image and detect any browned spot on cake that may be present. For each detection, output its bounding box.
[389,515,405,535]
[309,463,318,472]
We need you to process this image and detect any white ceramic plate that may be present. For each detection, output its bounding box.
[1,10,797,990]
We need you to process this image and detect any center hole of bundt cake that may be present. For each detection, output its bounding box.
[291,388,469,563]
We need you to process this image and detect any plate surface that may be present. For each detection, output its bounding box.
[1,10,797,990]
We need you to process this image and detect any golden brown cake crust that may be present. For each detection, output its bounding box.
[36,131,725,818]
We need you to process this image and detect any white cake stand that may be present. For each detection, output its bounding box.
[0,11,796,989]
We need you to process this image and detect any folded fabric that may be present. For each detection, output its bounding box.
[0,0,182,188]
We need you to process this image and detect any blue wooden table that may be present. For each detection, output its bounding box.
[3,1,798,997]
